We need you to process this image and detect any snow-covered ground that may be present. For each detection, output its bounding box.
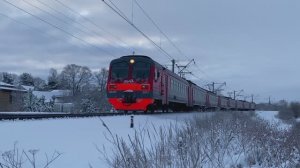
[0,112,213,168]
[0,112,65,114]
[255,111,291,130]
[0,111,291,167]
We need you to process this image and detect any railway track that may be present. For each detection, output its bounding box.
[0,111,187,121]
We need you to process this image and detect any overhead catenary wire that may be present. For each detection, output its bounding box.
[133,0,187,59]
[0,12,101,59]
[51,0,137,54]
[32,0,131,54]
[132,0,216,83]
[0,11,104,59]
[107,0,131,22]
[102,0,174,60]
[22,0,130,55]
[1,0,117,58]
[0,10,108,58]
[0,11,72,44]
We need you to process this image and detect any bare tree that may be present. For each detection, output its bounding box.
[33,77,46,90]
[94,68,108,92]
[47,68,59,90]
[60,64,92,96]
[290,102,300,118]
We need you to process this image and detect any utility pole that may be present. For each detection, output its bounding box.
[243,95,251,101]
[171,59,175,73]
[176,59,195,78]
[233,89,243,100]
[269,96,271,105]
[206,82,226,94]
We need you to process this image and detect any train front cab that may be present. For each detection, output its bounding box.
[107,56,155,112]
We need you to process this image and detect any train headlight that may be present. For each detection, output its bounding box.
[141,84,150,91]
[130,59,135,64]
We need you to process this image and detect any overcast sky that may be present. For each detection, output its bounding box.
[0,0,299,102]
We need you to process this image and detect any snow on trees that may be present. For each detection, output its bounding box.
[1,64,111,113]
[94,68,108,92]
[19,73,34,86]
[60,64,92,96]
[23,90,54,112]
[1,72,15,84]
[47,68,59,90]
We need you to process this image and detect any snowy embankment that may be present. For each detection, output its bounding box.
[1,111,298,168]
[255,111,291,130]
[0,112,213,168]
[0,112,65,114]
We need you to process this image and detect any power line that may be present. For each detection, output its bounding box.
[102,0,174,60]
[132,0,214,82]
[133,0,187,59]
[190,73,210,87]
[51,0,136,54]
[0,11,99,57]
[103,0,213,83]
[0,11,67,42]
[1,0,117,58]
[107,0,131,21]
[30,0,131,54]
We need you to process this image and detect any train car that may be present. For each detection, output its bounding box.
[206,91,218,110]
[107,55,189,112]
[228,98,236,110]
[188,81,206,110]
[167,72,189,111]
[218,96,229,110]
[243,101,250,110]
[250,102,256,110]
[236,100,244,110]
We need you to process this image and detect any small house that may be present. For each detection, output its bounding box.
[0,82,26,111]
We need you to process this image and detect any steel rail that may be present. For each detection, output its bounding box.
[0,111,191,121]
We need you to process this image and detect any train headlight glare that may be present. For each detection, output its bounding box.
[130,59,135,64]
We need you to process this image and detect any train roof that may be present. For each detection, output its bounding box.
[120,55,152,60]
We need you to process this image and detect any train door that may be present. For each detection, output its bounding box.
[161,70,168,106]
[206,93,210,108]
[188,86,193,107]
[218,96,221,107]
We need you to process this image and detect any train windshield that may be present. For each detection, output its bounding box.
[132,61,150,81]
[111,61,129,81]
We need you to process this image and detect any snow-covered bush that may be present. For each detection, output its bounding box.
[23,90,54,112]
[278,101,300,120]
[101,112,300,168]
[0,143,61,168]
[79,98,97,113]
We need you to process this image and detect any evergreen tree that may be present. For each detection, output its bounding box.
[1,72,14,84]
[80,98,97,113]
[19,73,34,86]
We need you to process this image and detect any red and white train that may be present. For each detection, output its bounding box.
[106,55,255,113]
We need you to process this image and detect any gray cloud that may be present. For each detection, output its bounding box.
[0,0,299,102]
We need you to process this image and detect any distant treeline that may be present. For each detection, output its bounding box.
[256,100,300,120]
[0,64,111,112]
